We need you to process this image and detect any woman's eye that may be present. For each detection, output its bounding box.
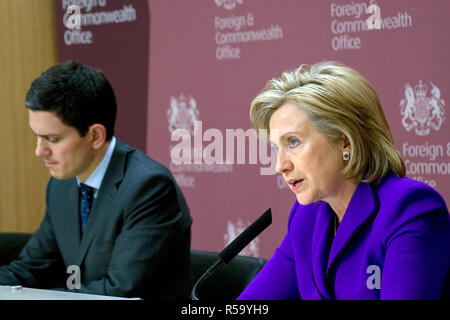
[272,145,279,154]
[288,137,298,148]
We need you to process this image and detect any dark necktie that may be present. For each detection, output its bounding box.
[79,183,94,233]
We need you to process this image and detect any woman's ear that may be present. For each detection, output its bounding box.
[340,135,351,162]
[89,124,107,150]
[342,134,351,150]
[339,134,352,159]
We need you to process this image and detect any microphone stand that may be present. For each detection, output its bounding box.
[191,259,223,300]
[191,208,272,300]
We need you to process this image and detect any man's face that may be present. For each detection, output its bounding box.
[28,110,97,181]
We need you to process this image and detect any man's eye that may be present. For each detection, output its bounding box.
[48,138,60,143]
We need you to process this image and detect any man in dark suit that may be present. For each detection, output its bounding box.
[0,61,192,299]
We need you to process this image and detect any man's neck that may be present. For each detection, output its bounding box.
[77,140,112,183]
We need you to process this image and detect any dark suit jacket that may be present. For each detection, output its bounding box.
[0,139,192,300]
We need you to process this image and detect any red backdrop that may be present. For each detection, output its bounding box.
[54,0,149,151]
[55,0,449,260]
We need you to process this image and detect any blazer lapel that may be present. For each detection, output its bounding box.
[75,140,129,266]
[66,181,81,246]
[311,203,335,300]
[326,182,379,276]
[55,179,81,265]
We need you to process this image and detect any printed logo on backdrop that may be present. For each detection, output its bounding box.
[168,93,199,134]
[400,81,449,189]
[61,0,137,46]
[169,93,277,187]
[168,93,233,188]
[213,0,283,60]
[400,80,445,136]
[329,1,413,51]
[224,218,259,257]
[215,0,243,11]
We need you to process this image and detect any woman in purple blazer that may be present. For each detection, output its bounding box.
[238,62,449,300]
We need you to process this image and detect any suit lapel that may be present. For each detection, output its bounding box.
[62,180,82,245]
[75,140,129,266]
[310,182,380,299]
[311,203,335,300]
[326,182,379,275]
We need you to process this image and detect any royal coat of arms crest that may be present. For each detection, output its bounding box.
[214,0,243,10]
[400,80,445,136]
[167,93,200,134]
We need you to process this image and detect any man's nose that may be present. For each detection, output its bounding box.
[35,138,50,157]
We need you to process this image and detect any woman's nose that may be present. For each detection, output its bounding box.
[276,149,293,174]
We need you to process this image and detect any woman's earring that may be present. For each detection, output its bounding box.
[343,150,350,161]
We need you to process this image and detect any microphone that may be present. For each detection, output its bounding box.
[191,208,272,300]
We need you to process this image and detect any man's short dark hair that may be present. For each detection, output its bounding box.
[25,61,117,140]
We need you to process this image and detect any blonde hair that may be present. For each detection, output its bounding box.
[250,61,405,183]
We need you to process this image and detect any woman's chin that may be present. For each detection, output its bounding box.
[296,194,315,206]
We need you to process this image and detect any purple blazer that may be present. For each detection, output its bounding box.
[238,175,450,299]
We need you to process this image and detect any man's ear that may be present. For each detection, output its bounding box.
[89,124,107,150]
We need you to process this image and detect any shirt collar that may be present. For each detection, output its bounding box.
[76,136,117,193]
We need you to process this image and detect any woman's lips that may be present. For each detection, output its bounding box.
[287,178,304,191]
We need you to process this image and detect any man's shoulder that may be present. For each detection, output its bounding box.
[111,140,175,189]
[118,142,170,175]
[112,140,190,216]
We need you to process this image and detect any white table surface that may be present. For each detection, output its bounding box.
[0,285,139,300]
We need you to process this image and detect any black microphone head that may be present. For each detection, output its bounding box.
[219,208,272,263]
